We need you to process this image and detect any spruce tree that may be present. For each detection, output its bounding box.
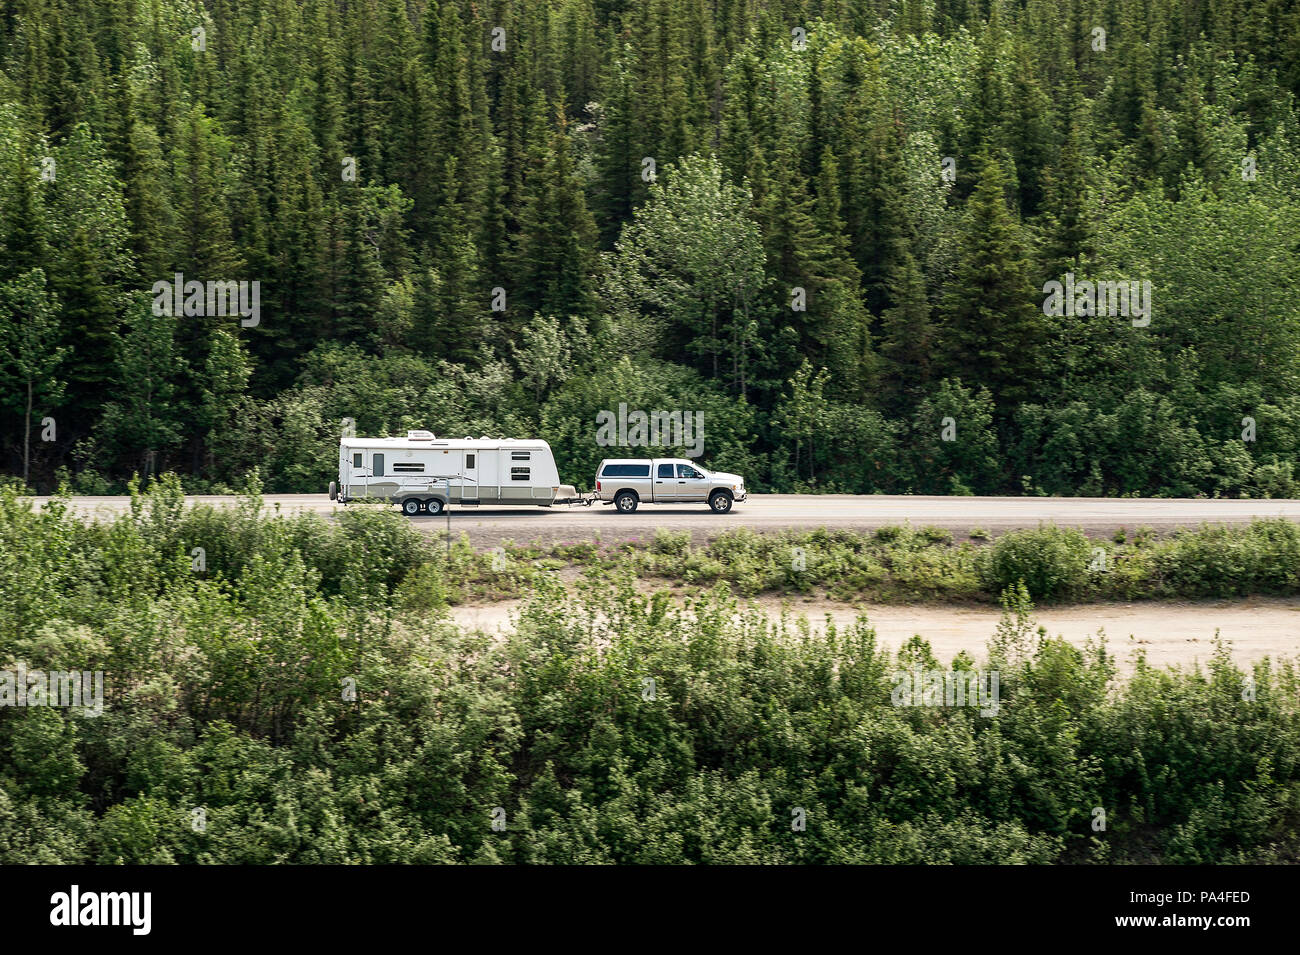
[938,152,1045,409]
[510,106,600,327]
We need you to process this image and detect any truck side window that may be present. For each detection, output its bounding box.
[678,465,701,479]
[373,453,384,476]
[657,463,674,478]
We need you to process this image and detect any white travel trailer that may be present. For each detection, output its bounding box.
[330,431,569,515]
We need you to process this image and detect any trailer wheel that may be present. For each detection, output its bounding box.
[402,498,423,517]
[708,490,733,514]
[329,481,338,501]
[614,491,638,514]
[425,498,444,516]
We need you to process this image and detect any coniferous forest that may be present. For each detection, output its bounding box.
[2,0,1300,495]
[6,1,1300,881]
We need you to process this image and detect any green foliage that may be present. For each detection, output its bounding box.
[0,4,1296,497]
[980,525,1093,601]
[938,152,1045,408]
[1152,521,1300,597]
[570,518,1300,605]
[0,267,64,484]
[2,493,1299,863]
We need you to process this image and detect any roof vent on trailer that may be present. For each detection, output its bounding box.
[407,430,436,440]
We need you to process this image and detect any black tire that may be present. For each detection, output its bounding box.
[328,481,338,501]
[709,490,733,514]
[425,498,445,516]
[615,491,639,514]
[402,498,422,516]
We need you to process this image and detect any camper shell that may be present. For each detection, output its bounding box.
[332,431,570,515]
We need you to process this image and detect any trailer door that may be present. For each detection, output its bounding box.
[347,450,372,498]
[463,450,479,501]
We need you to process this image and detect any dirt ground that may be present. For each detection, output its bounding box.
[448,593,1300,676]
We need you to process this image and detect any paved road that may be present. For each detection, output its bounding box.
[34,493,1300,546]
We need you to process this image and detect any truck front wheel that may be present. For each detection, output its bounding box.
[709,490,733,514]
[615,491,639,514]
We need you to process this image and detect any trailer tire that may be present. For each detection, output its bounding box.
[425,498,444,516]
[708,490,733,514]
[402,498,423,517]
[329,481,338,501]
[614,491,639,514]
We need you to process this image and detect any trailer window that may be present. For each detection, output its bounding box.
[373,453,384,476]
[510,467,530,481]
[466,454,475,469]
[393,462,424,473]
[511,451,531,460]
[352,453,362,468]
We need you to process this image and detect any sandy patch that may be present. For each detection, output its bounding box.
[447,594,1300,675]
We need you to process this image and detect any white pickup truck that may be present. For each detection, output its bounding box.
[594,458,746,513]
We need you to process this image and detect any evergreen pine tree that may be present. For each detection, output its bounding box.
[938,152,1045,409]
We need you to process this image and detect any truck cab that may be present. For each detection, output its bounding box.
[594,458,746,513]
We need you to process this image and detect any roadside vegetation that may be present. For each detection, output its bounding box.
[2,481,1299,863]
[14,480,1300,607]
[395,506,1300,608]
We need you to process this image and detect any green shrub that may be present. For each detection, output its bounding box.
[979,524,1091,601]
[1152,519,1300,596]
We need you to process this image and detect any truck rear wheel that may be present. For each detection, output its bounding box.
[709,490,733,514]
[615,491,639,514]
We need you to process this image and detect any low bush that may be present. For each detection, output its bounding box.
[978,525,1093,601]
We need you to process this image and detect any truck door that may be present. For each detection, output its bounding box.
[654,461,677,502]
[677,462,709,502]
